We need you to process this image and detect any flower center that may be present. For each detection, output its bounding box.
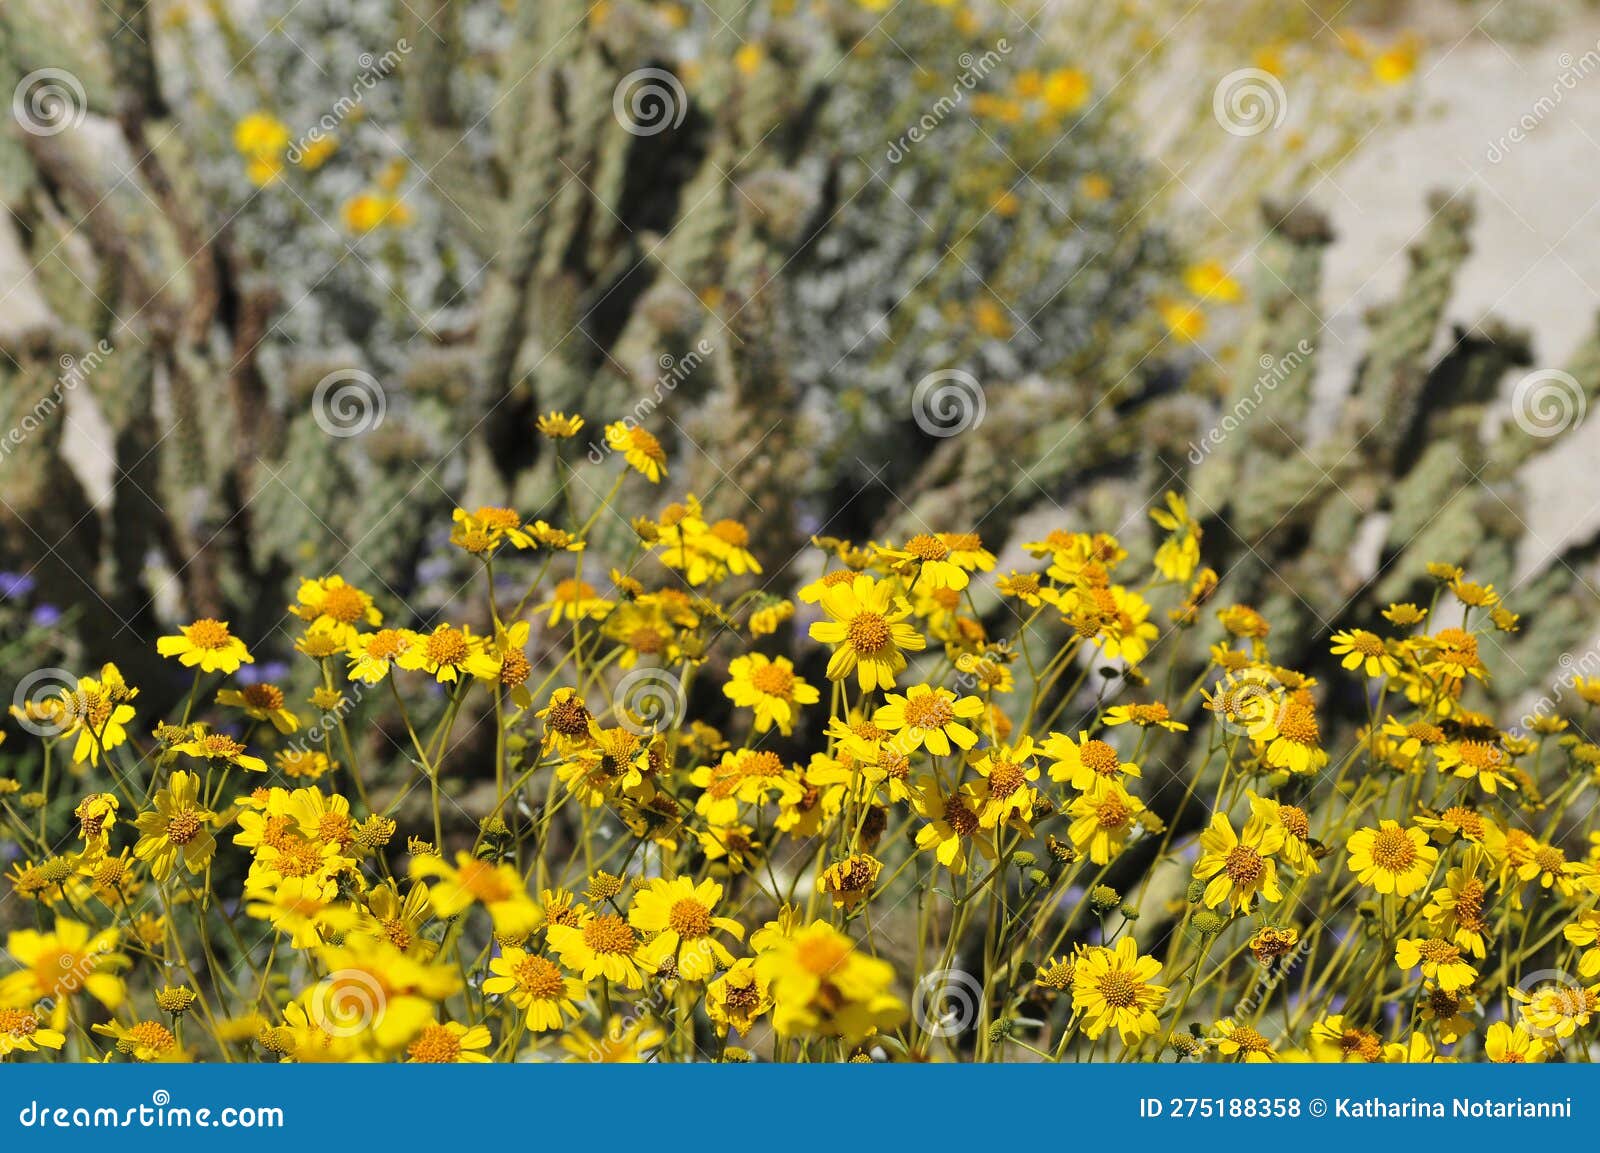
[750,663,796,697]
[903,534,950,562]
[1416,938,1460,964]
[1096,970,1140,1008]
[166,810,202,845]
[943,796,980,836]
[582,914,638,956]
[667,898,712,939]
[1080,740,1121,775]
[795,936,850,977]
[1278,805,1309,840]
[1371,827,1418,872]
[514,954,567,998]
[426,626,469,667]
[0,1008,37,1037]
[186,619,233,649]
[241,683,285,710]
[406,1023,462,1063]
[127,1021,176,1052]
[319,585,367,623]
[1096,796,1130,830]
[847,612,891,653]
[1224,845,1264,886]
[902,693,954,730]
[364,629,410,660]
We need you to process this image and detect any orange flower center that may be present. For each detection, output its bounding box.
[582,914,638,956]
[846,611,891,653]
[1370,827,1418,872]
[185,619,234,649]
[667,898,712,939]
[406,1023,462,1063]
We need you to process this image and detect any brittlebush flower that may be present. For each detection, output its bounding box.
[753,920,905,1043]
[723,653,819,736]
[483,947,585,1031]
[1193,811,1284,913]
[157,618,254,674]
[605,421,668,482]
[705,959,772,1035]
[808,574,925,691]
[629,876,743,981]
[1394,936,1477,992]
[1070,938,1166,1043]
[133,770,217,881]
[547,911,649,989]
[873,684,983,756]
[1346,820,1437,897]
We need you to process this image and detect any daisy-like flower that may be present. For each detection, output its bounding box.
[1484,1019,1550,1063]
[1043,731,1141,792]
[1246,791,1317,874]
[157,618,254,674]
[1259,693,1326,774]
[1211,1017,1276,1062]
[91,1018,184,1062]
[535,579,614,627]
[1419,983,1476,1044]
[483,947,585,1031]
[560,1015,666,1063]
[605,421,667,482]
[0,1006,65,1057]
[817,853,882,909]
[753,920,905,1043]
[450,506,536,555]
[723,653,819,736]
[705,959,773,1035]
[171,727,268,773]
[133,771,217,881]
[807,573,925,691]
[405,1019,493,1063]
[1330,628,1399,678]
[547,911,650,989]
[1423,850,1494,958]
[1308,1015,1383,1063]
[1346,820,1437,897]
[1192,811,1284,913]
[1070,938,1167,1043]
[629,876,743,981]
[215,683,299,733]
[466,620,535,708]
[289,576,382,643]
[1564,908,1600,977]
[0,918,127,1024]
[971,738,1041,829]
[537,411,585,439]
[396,623,485,684]
[51,664,138,767]
[409,853,540,940]
[1394,936,1477,992]
[881,533,969,592]
[1149,491,1201,583]
[912,777,995,876]
[1515,979,1599,1039]
[346,628,420,685]
[1436,738,1516,795]
[873,684,983,756]
[1067,779,1146,865]
[1102,701,1188,732]
[1381,715,1445,763]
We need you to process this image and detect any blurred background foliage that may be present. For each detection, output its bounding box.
[2,0,1599,824]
